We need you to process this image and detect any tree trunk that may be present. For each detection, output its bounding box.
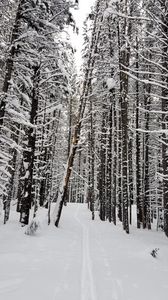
[54,0,103,227]
[161,1,168,237]
[20,65,40,225]
[135,38,142,228]
[0,0,24,126]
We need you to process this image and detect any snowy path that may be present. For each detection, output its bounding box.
[75,206,97,300]
[0,204,168,300]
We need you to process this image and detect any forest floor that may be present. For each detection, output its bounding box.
[0,203,168,300]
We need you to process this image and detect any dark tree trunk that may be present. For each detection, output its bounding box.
[0,0,24,126]
[117,0,131,234]
[20,65,40,225]
[89,98,95,220]
[117,109,122,222]
[54,0,103,227]
[144,80,151,230]
[161,2,168,237]
[99,112,106,221]
[128,136,133,225]
[135,39,142,228]
[107,103,113,223]
[113,101,117,225]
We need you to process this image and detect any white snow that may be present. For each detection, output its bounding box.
[0,204,168,300]
[103,7,114,19]
[106,78,116,90]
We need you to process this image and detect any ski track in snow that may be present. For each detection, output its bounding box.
[1,203,168,300]
[74,206,97,300]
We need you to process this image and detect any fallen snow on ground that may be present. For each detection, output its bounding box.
[0,204,168,300]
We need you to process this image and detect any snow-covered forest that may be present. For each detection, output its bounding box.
[1,0,168,299]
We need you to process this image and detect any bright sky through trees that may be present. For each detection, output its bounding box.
[70,0,95,70]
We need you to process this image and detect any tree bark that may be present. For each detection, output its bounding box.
[20,65,40,225]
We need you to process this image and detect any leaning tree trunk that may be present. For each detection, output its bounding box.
[54,118,85,227]
[53,0,103,227]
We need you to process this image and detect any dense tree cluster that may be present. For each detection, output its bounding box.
[55,0,168,238]
[2,0,168,239]
[0,0,77,225]
[70,0,168,237]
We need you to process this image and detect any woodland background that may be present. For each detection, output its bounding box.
[1,0,168,238]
